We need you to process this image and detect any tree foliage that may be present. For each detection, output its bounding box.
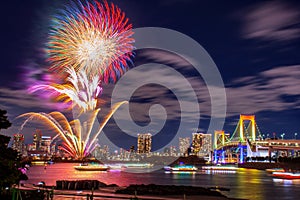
[0,109,11,130]
[0,109,26,191]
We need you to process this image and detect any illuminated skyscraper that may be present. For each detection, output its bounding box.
[51,143,56,155]
[192,133,212,156]
[179,137,190,156]
[169,146,177,156]
[12,133,25,155]
[137,133,152,154]
[33,129,42,151]
[40,135,52,154]
[27,144,35,151]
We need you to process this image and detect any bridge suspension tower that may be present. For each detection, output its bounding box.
[238,114,256,142]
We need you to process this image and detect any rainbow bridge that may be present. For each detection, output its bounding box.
[213,115,300,163]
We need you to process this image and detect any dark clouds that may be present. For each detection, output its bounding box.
[240,1,300,42]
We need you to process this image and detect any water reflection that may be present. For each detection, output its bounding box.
[273,178,300,186]
[170,171,196,179]
[202,170,236,174]
[24,163,300,200]
[235,169,265,200]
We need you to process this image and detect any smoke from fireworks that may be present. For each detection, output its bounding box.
[48,0,134,83]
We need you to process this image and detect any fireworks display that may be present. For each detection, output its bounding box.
[18,101,128,159]
[29,68,102,113]
[17,0,134,159]
[48,0,134,82]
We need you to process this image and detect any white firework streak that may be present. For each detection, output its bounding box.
[29,68,102,113]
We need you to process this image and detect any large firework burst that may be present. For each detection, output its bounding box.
[29,68,102,113]
[48,0,134,82]
[18,101,127,160]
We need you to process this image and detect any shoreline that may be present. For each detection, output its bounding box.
[20,182,247,200]
[32,179,248,200]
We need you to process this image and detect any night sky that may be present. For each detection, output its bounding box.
[0,0,299,151]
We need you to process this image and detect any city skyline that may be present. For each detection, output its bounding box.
[11,129,213,153]
[0,0,299,151]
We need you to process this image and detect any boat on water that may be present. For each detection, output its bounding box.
[74,163,109,171]
[265,168,285,173]
[106,164,127,171]
[31,160,54,165]
[202,165,238,171]
[164,164,198,172]
[123,163,153,168]
[272,172,300,179]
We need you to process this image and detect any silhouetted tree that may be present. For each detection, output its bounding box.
[0,135,22,188]
[0,109,11,130]
[0,109,27,193]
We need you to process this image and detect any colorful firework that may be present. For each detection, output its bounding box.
[29,67,102,113]
[48,0,135,83]
[18,101,128,159]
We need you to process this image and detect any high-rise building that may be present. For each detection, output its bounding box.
[129,145,135,153]
[137,133,152,154]
[33,129,42,151]
[51,143,56,155]
[27,144,36,151]
[12,133,25,155]
[40,136,52,154]
[169,146,177,156]
[191,133,212,156]
[92,145,109,160]
[179,137,190,156]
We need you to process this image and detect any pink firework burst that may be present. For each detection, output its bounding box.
[48,0,135,83]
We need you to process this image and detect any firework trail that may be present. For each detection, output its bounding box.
[48,0,134,83]
[17,101,128,159]
[29,68,102,113]
[18,1,134,159]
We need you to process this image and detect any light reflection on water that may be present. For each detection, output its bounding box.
[273,178,300,186]
[24,163,300,200]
